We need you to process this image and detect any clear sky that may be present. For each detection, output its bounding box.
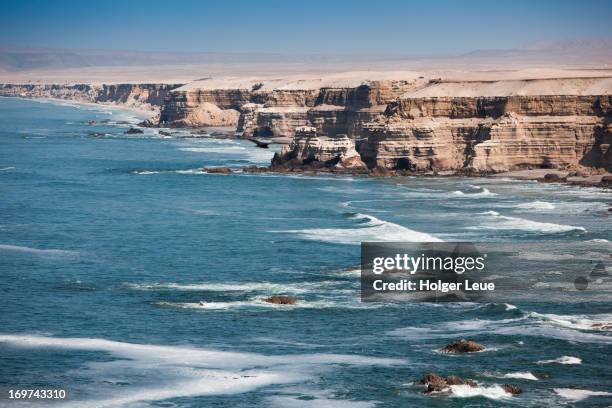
[1,0,611,55]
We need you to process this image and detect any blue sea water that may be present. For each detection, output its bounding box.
[0,97,611,407]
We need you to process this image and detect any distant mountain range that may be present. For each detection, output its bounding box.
[1,38,611,72]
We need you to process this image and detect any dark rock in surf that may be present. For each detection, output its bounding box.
[241,165,270,173]
[541,173,567,183]
[501,384,522,395]
[416,373,448,393]
[125,127,144,134]
[205,167,233,174]
[264,295,297,305]
[416,373,478,394]
[445,375,477,387]
[440,339,485,353]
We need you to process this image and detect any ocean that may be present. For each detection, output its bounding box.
[0,97,611,407]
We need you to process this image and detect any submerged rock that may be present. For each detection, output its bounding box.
[440,339,485,353]
[264,295,297,305]
[241,165,270,173]
[125,127,144,134]
[205,167,233,174]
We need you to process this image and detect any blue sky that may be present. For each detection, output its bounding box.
[1,0,611,55]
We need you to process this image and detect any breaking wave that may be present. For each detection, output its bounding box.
[279,213,441,245]
[500,372,538,380]
[124,280,345,294]
[554,388,612,401]
[528,312,612,331]
[154,297,382,311]
[514,201,555,210]
[538,356,582,365]
[449,384,512,400]
[451,186,497,197]
[471,211,586,233]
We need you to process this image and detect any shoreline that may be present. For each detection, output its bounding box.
[209,164,612,190]
[0,95,158,121]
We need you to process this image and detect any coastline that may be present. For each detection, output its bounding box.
[3,92,611,189]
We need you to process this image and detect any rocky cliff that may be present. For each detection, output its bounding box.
[2,72,611,173]
[0,83,182,111]
[157,73,426,130]
[269,76,612,173]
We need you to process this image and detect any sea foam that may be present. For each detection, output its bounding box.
[554,388,612,401]
[0,334,403,407]
[449,384,512,400]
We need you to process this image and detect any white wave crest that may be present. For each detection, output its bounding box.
[471,211,586,233]
[155,297,381,311]
[538,356,582,365]
[501,372,538,380]
[279,213,441,245]
[133,170,159,175]
[449,384,511,400]
[180,146,246,154]
[514,201,555,210]
[528,312,612,331]
[125,281,342,294]
[452,186,497,197]
[554,388,612,401]
[0,244,78,257]
[0,334,403,407]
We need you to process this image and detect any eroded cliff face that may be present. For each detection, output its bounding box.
[272,77,611,173]
[157,76,425,131]
[0,83,182,111]
[363,93,611,172]
[2,74,611,173]
[272,127,367,171]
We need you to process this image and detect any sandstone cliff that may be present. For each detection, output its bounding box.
[157,72,426,131]
[2,71,611,173]
[270,76,612,173]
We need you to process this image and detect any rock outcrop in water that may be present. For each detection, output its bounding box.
[263,295,297,305]
[272,126,368,172]
[416,373,522,396]
[440,339,485,353]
